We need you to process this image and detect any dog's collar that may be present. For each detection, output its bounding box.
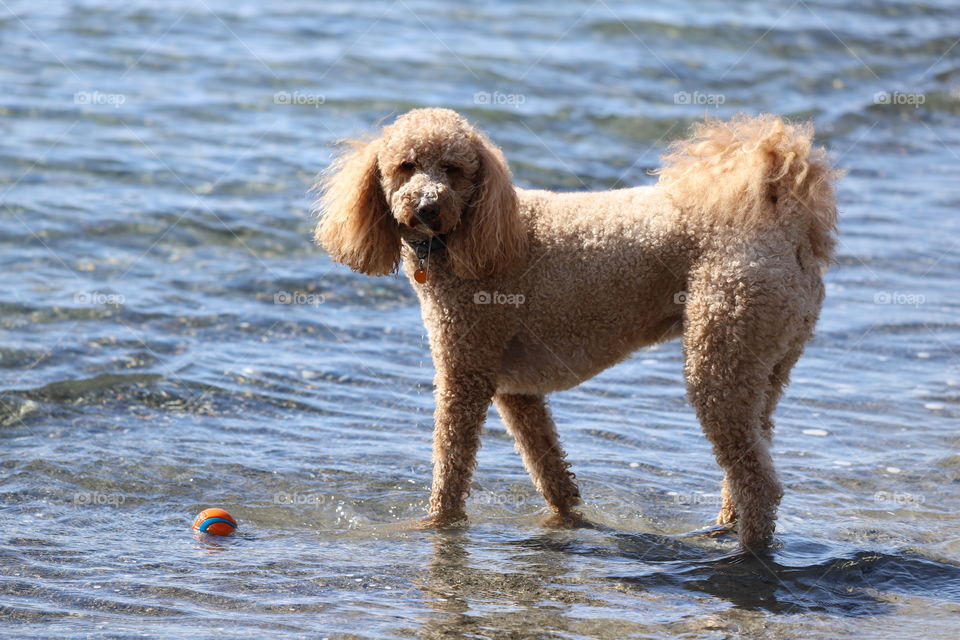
[406,234,446,283]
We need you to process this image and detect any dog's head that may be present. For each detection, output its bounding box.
[315,108,526,278]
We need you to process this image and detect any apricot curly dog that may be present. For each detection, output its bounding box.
[316,108,839,551]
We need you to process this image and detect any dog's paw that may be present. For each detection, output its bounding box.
[704,522,737,538]
[539,510,585,529]
[676,522,736,539]
[401,513,468,531]
[716,506,737,528]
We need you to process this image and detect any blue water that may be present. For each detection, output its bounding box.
[2,1,959,638]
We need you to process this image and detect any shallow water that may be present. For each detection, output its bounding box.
[2,0,959,638]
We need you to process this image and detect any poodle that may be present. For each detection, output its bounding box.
[315,108,839,551]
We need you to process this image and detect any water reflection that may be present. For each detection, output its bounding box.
[412,529,585,638]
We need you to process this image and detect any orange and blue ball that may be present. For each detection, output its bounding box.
[192,508,238,536]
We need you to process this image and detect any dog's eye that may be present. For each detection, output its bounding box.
[400,161,416,171]
[443,164,461,175]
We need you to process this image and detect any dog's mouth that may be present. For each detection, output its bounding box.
[401,220,442,236]
[413,220,444,234]
[403,209,454,235]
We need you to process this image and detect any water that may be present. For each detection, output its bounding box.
[2,0,959,637]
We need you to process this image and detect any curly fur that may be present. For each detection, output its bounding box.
[315,108,839,551]
[656,114,840,262]
[316,138,400,276]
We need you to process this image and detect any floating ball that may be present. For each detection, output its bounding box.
[192,508,238,536]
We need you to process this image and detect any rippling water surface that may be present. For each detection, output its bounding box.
[2,1,959,638]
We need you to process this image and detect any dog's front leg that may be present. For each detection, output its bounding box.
[423,366,496,526]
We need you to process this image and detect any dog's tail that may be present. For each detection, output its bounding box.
[655,114,841,264]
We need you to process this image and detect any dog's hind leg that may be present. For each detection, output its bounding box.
[682,271,809,550]
[714,336,809,530]
[494,393,581,522]
[761,313,817,440]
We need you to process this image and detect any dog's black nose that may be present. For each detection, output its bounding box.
[416,203,440,224]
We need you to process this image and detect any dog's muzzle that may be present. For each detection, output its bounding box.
[415,202,441,227]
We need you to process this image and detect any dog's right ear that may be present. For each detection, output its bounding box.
[446,131,525,279]
[315,139,400,276]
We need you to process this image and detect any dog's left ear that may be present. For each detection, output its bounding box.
[446,132,527,279]
[315,138,400,276]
